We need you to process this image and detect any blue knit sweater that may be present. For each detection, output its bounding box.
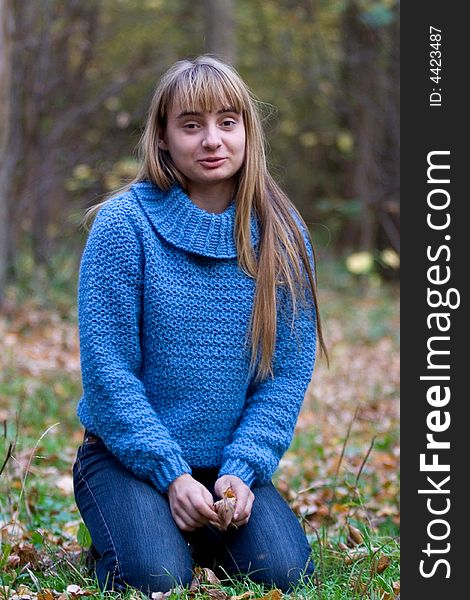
[77,181,316,492]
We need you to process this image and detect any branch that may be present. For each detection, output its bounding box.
[49,61,156,144]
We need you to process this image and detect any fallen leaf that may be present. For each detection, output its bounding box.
[66,585,81,595]
[9,542,41,569]
[202,567,221,585]
[343,548,369,564]
[230,593,255,600]
[192,566,221,585]
[7,553,21,568]
[213,487,237,531]
[347,524,364,545]
[1,521,27,543]
[64,585,92,598]
[205,590,230,600]
[374,554,391,574]
[259,591,283,600]
[10,586,35,600]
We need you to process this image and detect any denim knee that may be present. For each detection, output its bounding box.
[73,440,194,594]
[94,549,193,594]
[248,550,314,592]
[116,553,193,594]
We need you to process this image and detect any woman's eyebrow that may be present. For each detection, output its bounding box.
[175,107,239,120]
[218,107,239,114]
[176,110,201,120]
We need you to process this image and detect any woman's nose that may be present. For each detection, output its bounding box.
[202,125,222,149]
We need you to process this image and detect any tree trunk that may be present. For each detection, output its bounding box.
[0,0,14,303]
[340,0,399,254]
[203,0,236,64]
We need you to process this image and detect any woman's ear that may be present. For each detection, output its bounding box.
[157,133,168,151]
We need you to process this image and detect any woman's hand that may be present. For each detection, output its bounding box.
[214,474,255,527]
[168,473,219,531]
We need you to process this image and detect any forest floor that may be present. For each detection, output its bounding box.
[0,261,399,599]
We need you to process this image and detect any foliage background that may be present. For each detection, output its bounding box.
[1,0,399,285]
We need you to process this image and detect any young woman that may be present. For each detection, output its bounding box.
[73,55,327,595]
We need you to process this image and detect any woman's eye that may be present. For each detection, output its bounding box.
[183,122,199,129]
[221,120,236,127]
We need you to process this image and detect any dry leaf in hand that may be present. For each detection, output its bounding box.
[213,487,237,531]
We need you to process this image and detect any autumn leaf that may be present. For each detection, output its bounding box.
[189,567,227,598]
[191,566,221,586]
[206,590,230,600]
[230,592,255,600]
[9,541,41,569]
[65,585,93,598]
[347,523,364,546]
[200,567,221,585]
[213,486,237,531]
[259,590,283,600]
[343,549,369,564]
[372,554,391,574]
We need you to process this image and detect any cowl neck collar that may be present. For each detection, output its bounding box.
[131,181,259,259]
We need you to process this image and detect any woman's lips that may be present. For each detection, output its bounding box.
[198,157,227,168]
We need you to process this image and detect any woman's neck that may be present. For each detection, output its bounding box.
[186,180,235,214]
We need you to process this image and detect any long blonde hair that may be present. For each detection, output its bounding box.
[87,55,327,379]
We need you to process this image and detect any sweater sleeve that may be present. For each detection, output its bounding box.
[77,200,191,492]
[219,236,317,488]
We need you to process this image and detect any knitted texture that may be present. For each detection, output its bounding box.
[77,182,317,492]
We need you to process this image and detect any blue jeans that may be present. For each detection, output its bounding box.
[72,432,314,594]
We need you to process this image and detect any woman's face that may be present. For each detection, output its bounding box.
[159,100,246,195]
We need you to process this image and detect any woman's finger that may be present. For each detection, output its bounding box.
[192,494,219,522]
[232,486,254,521]
[233,514,250,527]
[172,510,197,531]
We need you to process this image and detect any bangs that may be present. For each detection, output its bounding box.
[164,63,246,117]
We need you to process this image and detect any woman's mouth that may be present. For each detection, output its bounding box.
[198,157,227,169]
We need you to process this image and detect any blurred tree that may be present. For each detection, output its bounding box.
[6,1,103,265]
[5,0,196,268]
[340,0,399,254]
[203,0,236,63]
[2,0,400,288]
[0,0,13,303]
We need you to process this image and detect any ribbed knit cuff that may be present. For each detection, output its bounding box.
[150,454,192,493]
[218,459,257,488]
